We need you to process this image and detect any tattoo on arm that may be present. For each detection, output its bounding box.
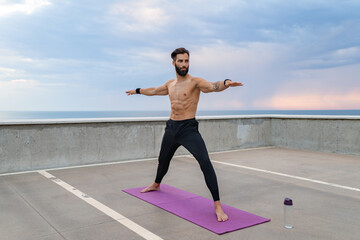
[213,82,220,91]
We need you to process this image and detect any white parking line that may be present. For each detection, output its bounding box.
[38,170,163,240]
[0,158,157,177]
[212,161,360,192]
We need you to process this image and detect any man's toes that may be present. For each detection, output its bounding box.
[217,215,228,222]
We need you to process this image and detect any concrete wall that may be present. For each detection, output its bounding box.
[0,115,359,174]
[270,116,360,155]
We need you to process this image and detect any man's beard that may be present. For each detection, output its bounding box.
[175,64,189,77]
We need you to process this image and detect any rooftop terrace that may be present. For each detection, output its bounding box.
[1,147,359,240]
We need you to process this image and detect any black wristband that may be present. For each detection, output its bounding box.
[224,79,230,87]
[136,88,141,94]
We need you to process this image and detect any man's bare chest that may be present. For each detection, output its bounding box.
[168,82,198,102]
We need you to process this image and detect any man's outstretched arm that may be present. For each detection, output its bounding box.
[126,82,169,96]
[196,78,243,93]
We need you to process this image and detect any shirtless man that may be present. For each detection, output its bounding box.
[126,47,243,222]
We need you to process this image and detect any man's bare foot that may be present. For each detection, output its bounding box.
[141,182,160,193]
[214,201,229,222]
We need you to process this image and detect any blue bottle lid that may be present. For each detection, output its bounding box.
[284,198,293,206]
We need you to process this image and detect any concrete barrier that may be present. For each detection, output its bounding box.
[0,115,359,174]
[270,115,360,155]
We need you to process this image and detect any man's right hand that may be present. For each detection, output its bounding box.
[125,90,136,95]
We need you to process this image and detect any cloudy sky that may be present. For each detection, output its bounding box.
[0,0,359,111]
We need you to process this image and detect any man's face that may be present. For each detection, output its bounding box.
[173,53,189,77]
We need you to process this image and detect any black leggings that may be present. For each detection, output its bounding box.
[155,118,220,201]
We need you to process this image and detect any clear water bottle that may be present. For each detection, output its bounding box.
[284,198,293,229]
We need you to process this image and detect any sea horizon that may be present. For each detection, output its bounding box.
[1,110,360,121]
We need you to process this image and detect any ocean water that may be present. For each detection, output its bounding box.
[0,110,359,121]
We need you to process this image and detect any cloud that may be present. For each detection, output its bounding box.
[331,46,360,65]
[253,63,360,109]
[191,41,289,76]
[0,79,66,87]
[109,0,170,32]
[254,91,360,110]
[198,91,246,110]
[0,78,68,110]
[292,46,360,69]
[133,49,169,63]
[0,0,51,17]
[11,79,65,86]
[10,79,37,84]
[106,0,245,40]
[0,48,35,65]
[0,66,17,76]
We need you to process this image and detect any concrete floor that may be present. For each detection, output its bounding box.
[1,147,359,240]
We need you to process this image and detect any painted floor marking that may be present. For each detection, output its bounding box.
[37,170,163,240]
[212,161,360,192]
[0,158,157,177]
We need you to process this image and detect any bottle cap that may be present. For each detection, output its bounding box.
[284,198,293,206]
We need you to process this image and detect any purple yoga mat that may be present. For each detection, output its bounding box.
[123,184,270,235]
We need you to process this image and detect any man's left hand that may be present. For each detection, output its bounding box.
[226,80,243,87]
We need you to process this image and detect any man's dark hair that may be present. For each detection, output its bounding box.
[171,47,190,61]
